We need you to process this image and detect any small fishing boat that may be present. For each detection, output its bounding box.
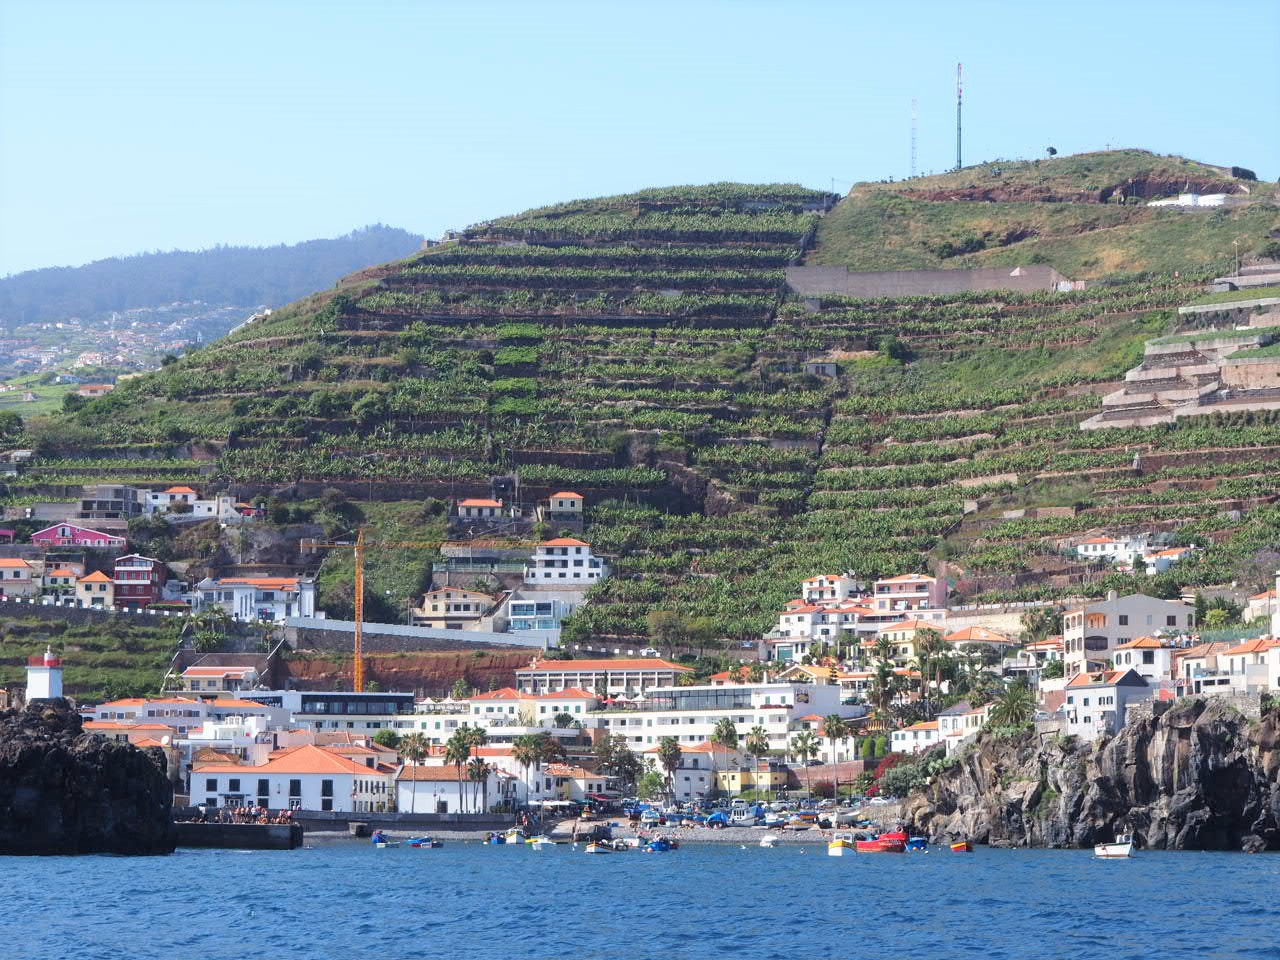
[485,832,507,845]
[905,836,929,852]
[503,828,525,843]
[583,841,611,854]
[855,835,906,853]
[643,837,678,853]
[406,837,442,849]
[527,836,557,850]
[1094,834,1134,859]
[370,830,399,848]
[950,840,973,853]
[828,832,856,857]
[759,834,780,849]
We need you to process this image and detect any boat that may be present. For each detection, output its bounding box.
[950,840,973,853]
[642,837,678,853]
[485,832,507,845]
[583,841,611,854]
[1094,834,1134,859]
[827,833,856,857]
[370,831,399,848]
[759,834,780,848]
[905,836,929,852]
[503,828,525,843]
[527,836,557,850]
[406,837,442,849]
[855,835,906,853]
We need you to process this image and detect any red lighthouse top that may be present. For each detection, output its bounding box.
[28,647,61,667]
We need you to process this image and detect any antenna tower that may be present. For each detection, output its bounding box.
[910,98,918,179]
[955,62,963,171]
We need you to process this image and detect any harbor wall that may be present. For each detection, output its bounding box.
[172,821,303,850]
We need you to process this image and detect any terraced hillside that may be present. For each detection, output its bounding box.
[18,168,1280,643]
[812,149,1278,278]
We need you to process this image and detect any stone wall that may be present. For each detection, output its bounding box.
[786,264,1065,298]
[1222,357,1280,390]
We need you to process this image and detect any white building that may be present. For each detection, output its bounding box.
[193,576,317,622]
[243,690,417,735]
[1143,546,1195,575]
[1075,534,1149,565]
[1063,669,1150,742]
[515,658,692,696]
[192,744,394,812]
[25,647,63,700]
[871,573,947,617]
[801,574,861,605]
[1062,592,1194,678]
[395,763,515,814]
[937,701,992,754]
[641,742,743,801]
[890,719,940,755]
[504,588,583,633]
[0,558,37,597]
[523,538,608,585]
[411,587,496,629]
[1111,637,1176,683]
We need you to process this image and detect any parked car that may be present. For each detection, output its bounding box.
[639,647,660,657]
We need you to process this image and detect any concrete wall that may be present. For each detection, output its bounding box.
[786,265,1065,298]
[1222,357,1280,390]
[172,821,303,849]
[286,616,551,653]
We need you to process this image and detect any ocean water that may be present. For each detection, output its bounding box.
[4,841,1279,960]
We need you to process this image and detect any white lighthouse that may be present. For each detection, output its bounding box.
[26,646,63,701]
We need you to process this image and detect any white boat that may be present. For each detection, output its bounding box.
[827,832,855,857]
[759,834,780,848]
[583,841,611,854]
[1094,834,1134,858]
[528,836,557,850]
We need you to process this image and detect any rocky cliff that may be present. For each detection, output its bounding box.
[903,698,1280,852]
[0,699,175,855]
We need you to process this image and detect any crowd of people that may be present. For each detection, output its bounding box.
[187,805,296,825]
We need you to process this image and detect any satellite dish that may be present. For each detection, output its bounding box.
[161,735,171,746]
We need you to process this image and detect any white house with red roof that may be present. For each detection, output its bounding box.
[891,719,940,755]
[193,743,395,812]
[75,570,114,607]
[1245,587,1276,624]
[943,625,1018,652]
[1143,545,1196,575]
[179,663,261,696]
[763,601,877,661]
[1075,533,1150,565]
[1063,668,1150,741]
[641,741,743,801]
[1062,592,1194,678]
[539,491,585,524]
[193,574,316,622]
[871,573,947,617]
[31,522,126,550]
[0,558,37,596]
[801,574,861,605]
[396,763,516,814]
[937,700,994,754]
[523,537,608,584]
[1111,637,1177,683]
[454,497,508,521]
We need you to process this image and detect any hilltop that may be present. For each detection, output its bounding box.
[812,149,1277,278]
[0,225,424,325]
[15,154,1280,648]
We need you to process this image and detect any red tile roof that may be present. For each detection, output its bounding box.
[196,744,377,776]
[458,498,503,507]
[469,687,522,700]
[541,537,589,547]
[77,571,112,583]
[519,658,691,672]
[548,492,583,500]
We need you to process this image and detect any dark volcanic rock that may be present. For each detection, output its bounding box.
[903,698,1280,852]
[0,699,174,855]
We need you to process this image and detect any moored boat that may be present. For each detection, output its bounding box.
[583,841,611,854]
[855,835,906,853]
[905,836,928,852]
[1094,834,1134,859]
[950,840,973,853]
[828,833,856,857]
[406,837,442,848]
[527,836,556,850]
[759,834,780,849]
[643,837,678,853]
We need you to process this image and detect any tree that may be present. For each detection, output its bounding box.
[553,712,574,728]
[467,756,490,814]
[637,770,666,800]
[988,680,1037,728]
[647,610,685,655]
[710,716,739,752]
[1041,659,1064,680]
[790,731,819,798]
[745,725,772,799]
[372,729,401,749]
[444,729,473,813]
[657,736,682,800]
[1021,607,1061,644]
[1046,146,1058,157]
[594,733,641,789]
[1203,608,1230,629]
[450,677,472,701]
[822,715,851,763]
[398,732,428,813]
[513,735,539,807]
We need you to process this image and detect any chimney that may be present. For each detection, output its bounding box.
[1107,590,1118,602]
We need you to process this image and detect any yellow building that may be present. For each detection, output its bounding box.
[76,570,114,607]
[716,761,789,796]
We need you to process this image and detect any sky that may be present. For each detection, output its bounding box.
[1,0,1277,276]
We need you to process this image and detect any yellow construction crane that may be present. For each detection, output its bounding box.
[302,528,540,692]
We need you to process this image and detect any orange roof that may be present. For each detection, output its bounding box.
[0,558,31,569]
[944,626,1014,644]
[709,667,754,682]
[134,737,166,748]
[99,698,148,708]
[164,486,197,494]
[147,697,201,705]
[877,573,935,583]
[182,665,255,677]
[77,570,111,583]
[218,577,300,590]
[195,744,376,777]
[681,742,739,754]
[549,491,583,500]
[84,721,172,731]
[469,687,522,700]
[46,567,79,578]
[544,763,595,779]
[1067,670,1127,687]
[1078,536,1116,545]
[898,720,939,732]
[795,714,824,722]
[458,498,503,507]
[876,619,938,634]
[537,687,598,699]
[1114,637,1167,650]
[1222,638,1278,657]
[541,537,589,547]
[519,658,691,672]
[1249,589,1276,601]
[207,698,273,709]
[398,765,480,782]
[781,604,821,614]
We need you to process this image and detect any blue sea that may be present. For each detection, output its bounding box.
[5,841,1280,960]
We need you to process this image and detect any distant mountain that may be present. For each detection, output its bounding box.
[0,225,424,324]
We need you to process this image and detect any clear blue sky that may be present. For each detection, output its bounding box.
[2,0,1277,276]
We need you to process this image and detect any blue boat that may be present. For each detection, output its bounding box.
[407,837,442,848]
[486,832,506,845]
[906,836,929,852]
[643,838,678,853]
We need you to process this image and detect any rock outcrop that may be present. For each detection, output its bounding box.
[904,698,1280,852]
[0,699,174,855]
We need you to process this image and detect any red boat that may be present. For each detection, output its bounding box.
[950,840,973,853]
[856,835,906,853]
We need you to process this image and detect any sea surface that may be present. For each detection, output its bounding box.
[5,840,1280,960]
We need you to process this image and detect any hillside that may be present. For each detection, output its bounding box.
[0,225,424,324]
[19,155,1280,645]
[812,150,1278,278]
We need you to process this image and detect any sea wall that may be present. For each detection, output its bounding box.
[902,697,1280,852]
[173,821,303,850]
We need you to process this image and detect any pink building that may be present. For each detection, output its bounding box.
[31,522,126,549]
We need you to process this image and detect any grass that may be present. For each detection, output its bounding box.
[1229,342,1280,359]
[1189,285,1280,306]
[1151,327,1270,345]
[0,618,180,700]
[0,377,78,415]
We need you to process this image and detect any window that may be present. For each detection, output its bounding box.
[289,779,302,798]
[1142,651,1154,665]
[1118,615,1129,626]
[1167,616,1177,627]
[257,778,270,803]
[205,777,217,792]
[228,778,241,792]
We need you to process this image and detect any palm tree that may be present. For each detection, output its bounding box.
[512,734,539,807]
[790,731,819,799]
[399,732,428,814]
[988,680,1037,728]
[912,628,947,708]
[657,736,682,801]
[467,757,490,814]
[710,716,739,752]
[822,715,851,763]
[872,635,896,664]
[869,660,899,719]
[744,725,771,800]
[444,729,473,814]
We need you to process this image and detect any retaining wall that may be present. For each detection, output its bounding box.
[786,264,1065,298]
[172,821,303,850]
